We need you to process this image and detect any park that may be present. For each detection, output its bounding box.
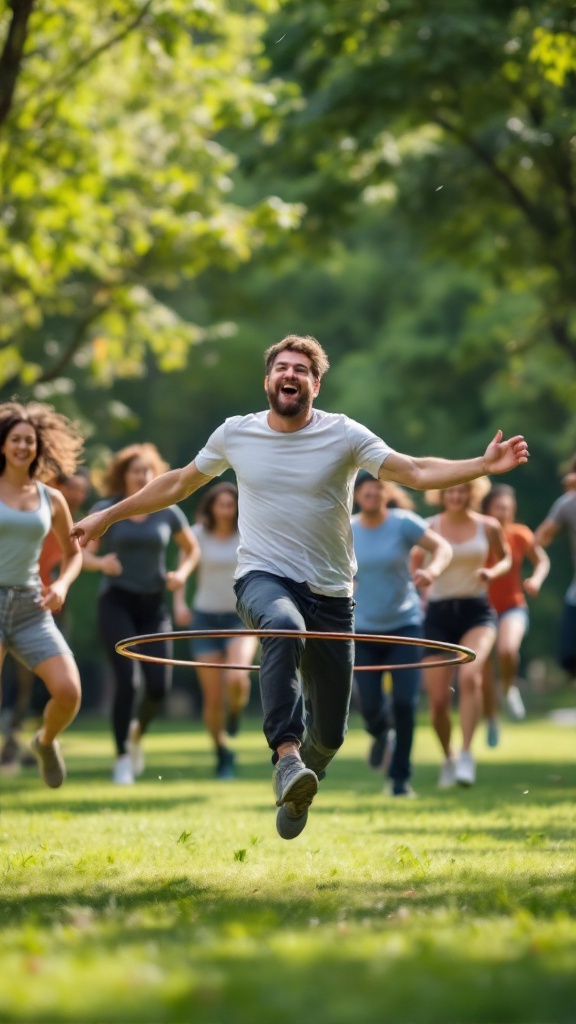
[1,2,575,1022]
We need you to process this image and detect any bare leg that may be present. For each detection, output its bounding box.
[458,626,496,751]
[195,657,227,749]
[482,655,498,720]
[32,653,81,744]
[423,659,454,758]
[224,635,258,724]
[497,612,527,694]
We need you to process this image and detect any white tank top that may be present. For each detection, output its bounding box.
[427,515,490,600]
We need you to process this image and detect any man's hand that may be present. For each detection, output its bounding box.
[71,510,110,547]
[483,430,529,475]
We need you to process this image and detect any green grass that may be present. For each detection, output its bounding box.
[1,715,575,1024]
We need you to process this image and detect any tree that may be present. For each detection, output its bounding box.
[0,0,302,414]
[252,0,576,454]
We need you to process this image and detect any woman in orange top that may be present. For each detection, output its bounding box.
[481,484,550,744]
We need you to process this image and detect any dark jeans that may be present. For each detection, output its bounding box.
[98,586,172,756]
[234,571,355,776]
[354,624,422,784]
[559,600,576,675]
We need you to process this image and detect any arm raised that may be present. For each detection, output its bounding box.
[71,460,213,547]
[379,431,528,490]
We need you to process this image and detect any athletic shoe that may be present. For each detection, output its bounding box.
[113,754,134,785]
[273,754,318,840]
[486,717,500,748]
[455,750,476,787]
[438,757,456,789]
[506,685,526,720]
[31,732,66,789]
[216,746,236,780]
[0,734,21,773]
[127,720,145,777]
[386,780,417,798]
[367,732,387,770]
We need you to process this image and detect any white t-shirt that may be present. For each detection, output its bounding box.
[192,522,239,613]
[194,409,393,597]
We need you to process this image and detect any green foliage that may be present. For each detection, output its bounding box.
[0,0,302,401]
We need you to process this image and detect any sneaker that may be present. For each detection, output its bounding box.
[455,750,476,787]
[438,757,456,789]
[505,685,526,720]
[216,746,236,780]
[113,754,134,785]
[486,717,500,748]
[367,732,387,770]
[0,734,21,774]
[127,720,145,777]
[387,780,417,798]
[31,732,66,788]
[273,754,318,840]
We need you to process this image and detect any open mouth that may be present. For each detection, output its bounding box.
[280,384,299,396]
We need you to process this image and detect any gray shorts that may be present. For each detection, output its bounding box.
[0,586,73,670]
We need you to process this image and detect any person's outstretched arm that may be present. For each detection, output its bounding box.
[71,461,213,546]
[379,430,528,490]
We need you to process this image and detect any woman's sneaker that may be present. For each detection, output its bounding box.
[113,754,134,785]
[506,685,526,720]
[31,733,66,788]
[438,757,456,789]
[455,750,476,787]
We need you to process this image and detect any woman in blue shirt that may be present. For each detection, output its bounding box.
[352,473,452,795]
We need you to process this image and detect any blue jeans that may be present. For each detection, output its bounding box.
[354,624,422,784]
[234,571,355,775]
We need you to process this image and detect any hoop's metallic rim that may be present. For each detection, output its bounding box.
[115,629,476,672]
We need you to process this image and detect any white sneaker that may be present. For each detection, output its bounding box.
[113,754,134,785]
[127,720,145,777]
[438,758,456,789]
[455,750,476,787]
[506,685,526,720]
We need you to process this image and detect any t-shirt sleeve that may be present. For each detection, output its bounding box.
[546,494,571,529]
[194,422,232,478]
[401,510,428,545]
[344,418,395,478]
[167,505,189,534]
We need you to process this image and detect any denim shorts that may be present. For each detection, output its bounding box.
[424,595,496,645]
[0,585,73,670]
[190,609,246,655]
[498,605,529,630]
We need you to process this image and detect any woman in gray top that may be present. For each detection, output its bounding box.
[182,483,258,779]
[83,444,199,785]
[0,401,83,788]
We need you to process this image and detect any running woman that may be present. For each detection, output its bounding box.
[82,444,199,784]
[0,401,83,788]
[480,484,549,744]
[414,480,511,788]
[181,482,258,779]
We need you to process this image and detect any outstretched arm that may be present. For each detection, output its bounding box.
[71,460,213,546]
[379,430,528,490]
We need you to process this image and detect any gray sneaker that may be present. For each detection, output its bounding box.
[31,733,66,789]
[273,754,318,840]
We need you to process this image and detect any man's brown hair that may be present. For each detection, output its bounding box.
[264,335,330,380]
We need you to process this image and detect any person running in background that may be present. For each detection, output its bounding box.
[82,443,199,785]
[71,335,528,839]
[352,473,452,796]
[480,484,549,744]
[413,480,511,788]
[0,401,83,788]
[0,467,90,771]
[179,482,258,779]
[534,460,576,681]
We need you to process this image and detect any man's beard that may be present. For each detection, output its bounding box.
[267,386,310,418]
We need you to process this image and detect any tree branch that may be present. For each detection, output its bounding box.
[37,298,109,384]
[0,0,35,130]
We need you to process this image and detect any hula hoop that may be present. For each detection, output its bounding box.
[115,629,475,672]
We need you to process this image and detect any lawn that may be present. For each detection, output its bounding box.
[0,714,575,1024]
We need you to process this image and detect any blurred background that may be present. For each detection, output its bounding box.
[1,0,575,714]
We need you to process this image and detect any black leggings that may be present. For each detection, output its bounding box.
[98,587,173,756]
